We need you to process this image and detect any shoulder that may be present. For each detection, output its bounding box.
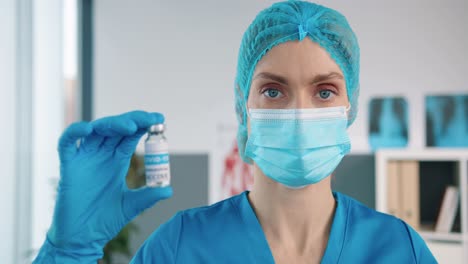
[131,193,245,263]
[181,191,244,222]
[174,192,247,246]
[130,211,183,263]
[154,192,244,239]
[336,192,403,227]
[336,192,436,263]
[336,192,410,244]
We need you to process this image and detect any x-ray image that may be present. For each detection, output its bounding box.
[368,97,409,150]
[426,95,468,147]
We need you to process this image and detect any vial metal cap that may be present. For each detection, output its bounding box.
[148,123,165,133]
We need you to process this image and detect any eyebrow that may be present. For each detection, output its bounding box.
[253,71,344,85]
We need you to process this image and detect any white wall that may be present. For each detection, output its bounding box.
[95,0,468,206]
[0,0,17,263]
[0,0,64,262]
[95,1,468,261]
[95,0,468,154]
[321,0,468,152]
[32,0,64,254]
[95,0,276,154]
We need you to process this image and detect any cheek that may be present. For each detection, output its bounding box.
[335,94,348,104]
[244,88,254,134]
[246,90,260,109]
[340,91,350,106]
[245,99,251,135]
[340,85,349,103]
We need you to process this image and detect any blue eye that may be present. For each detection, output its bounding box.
[318,90,332,99]
[263,88,282,98]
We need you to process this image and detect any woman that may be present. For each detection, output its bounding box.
[34,1,436,263]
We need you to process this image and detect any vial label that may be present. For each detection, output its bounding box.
[144,153,171,187]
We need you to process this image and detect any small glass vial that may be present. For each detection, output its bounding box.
[144,124,171,187]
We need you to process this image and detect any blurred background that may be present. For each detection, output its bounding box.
[1,0,467,263]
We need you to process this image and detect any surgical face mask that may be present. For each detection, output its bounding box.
[244,106,351,188]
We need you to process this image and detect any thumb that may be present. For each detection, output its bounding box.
[122,186,173,221]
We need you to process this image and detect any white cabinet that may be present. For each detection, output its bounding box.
[376,149,468,263]
[427,241,465,264]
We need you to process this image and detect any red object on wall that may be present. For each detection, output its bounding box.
[221,140,253,198]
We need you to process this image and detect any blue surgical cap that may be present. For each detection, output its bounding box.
[235,0,360,163]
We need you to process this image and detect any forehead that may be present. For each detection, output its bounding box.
[253,38,343,77]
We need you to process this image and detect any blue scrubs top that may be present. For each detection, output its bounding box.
[131,191,437,263]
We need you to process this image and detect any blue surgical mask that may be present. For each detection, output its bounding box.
[245,106,351,188]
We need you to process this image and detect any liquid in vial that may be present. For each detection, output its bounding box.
[144,124,171,187]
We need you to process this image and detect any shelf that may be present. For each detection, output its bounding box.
[376,149,468,263]
[376,149,468,161]
[420,231,463,242]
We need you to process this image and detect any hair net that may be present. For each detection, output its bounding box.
[235,0,360,163]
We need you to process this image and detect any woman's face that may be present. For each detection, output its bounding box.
[247,38,349,110]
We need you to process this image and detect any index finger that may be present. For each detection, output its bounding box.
[92,111,165,137]
[123,111,165,129]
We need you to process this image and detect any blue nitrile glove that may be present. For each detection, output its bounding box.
[33,111,173,264]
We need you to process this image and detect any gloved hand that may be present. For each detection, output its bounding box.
[33,111,173,263]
